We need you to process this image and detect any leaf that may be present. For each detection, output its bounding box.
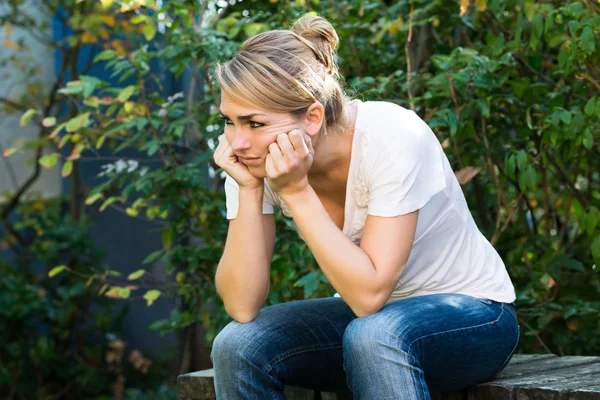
[98,284,109,296]
[48,265,66,277]
[127,269,145,280]
[558,41,570,69]
[474,0,485,12]
[532,13,544,42]
[105,286,122,299]
[526,106,534,129]
[142,24,156,41]
[61,160,73,177]
[3,148,17,157]
[584,97,596,116]
[85,192,104,205]
[294,271,322,298]
[117,86,135,102]
[119,287,131,298]
[591,235,600,266]
[581,26,595,53]
[39,154,59,169]
[99,196,122,211]
[162,228,173,249]
[560,110,572,124]
[20,109,37,127]
[459,0,469,16]
[566,317,578,332]
[58,81,84,95]
[3,40,19,50]
[81,75,102,98]
[516,150,528,170]
[143,289,161,306]
[455,166,481,185]
[42,117,56,127]
[49,122,66,139]
[96,136,106,150]
[66,113,90,132]
[142,250,163,265]
[94,50,116,63]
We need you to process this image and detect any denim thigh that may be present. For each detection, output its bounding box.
[211,297,357,393]
[344,293,520,393]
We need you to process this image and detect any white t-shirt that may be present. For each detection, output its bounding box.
[224,100,516,304]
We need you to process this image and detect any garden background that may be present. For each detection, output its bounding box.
[0,0,598,398]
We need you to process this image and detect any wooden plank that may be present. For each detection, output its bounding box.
[492,356,600,381]
[177,356,600,400]
[177,369,215,400]
[468,361,600,400]
[516,371,600,400]
[508,354,559,366]
[283,386,316,399]
[569,386,600,400]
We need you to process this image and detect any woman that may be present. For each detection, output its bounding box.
[210,15,519,400]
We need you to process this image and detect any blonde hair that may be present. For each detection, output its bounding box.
[216,15,348,135]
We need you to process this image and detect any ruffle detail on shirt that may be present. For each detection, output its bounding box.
[353,129,370,209]
[273,192,292,218]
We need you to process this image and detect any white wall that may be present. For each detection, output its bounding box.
[0,3,60,202]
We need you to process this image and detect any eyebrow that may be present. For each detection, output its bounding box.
[219,110,267,121]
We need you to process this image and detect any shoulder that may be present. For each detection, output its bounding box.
[357,101,430,145]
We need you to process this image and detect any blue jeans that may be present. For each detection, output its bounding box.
[211,293,519,399]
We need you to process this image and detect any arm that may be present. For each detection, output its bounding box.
[281,187,417,317]
[216,187,276,323]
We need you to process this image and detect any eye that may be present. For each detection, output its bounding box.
[220,116,233,125]
[249,121,265,129]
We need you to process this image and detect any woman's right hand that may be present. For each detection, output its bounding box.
[213,136,263,190]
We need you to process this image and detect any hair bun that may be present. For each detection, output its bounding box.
[291,15,339,75]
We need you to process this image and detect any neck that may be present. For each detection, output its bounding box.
[308,100,358,181]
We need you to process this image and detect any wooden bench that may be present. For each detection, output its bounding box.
[177,354,600,399]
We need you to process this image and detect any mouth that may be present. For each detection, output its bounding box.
[237,156,262,166]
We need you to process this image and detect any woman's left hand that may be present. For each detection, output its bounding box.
[265,129,314,197]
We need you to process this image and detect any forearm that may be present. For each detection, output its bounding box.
[281,187,382,316]
[216,188,271,322]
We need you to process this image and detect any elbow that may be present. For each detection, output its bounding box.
[224,304,260,324]
[349,291,388,318]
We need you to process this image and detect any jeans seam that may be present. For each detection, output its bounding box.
[407,303,507,353]
[265,342,343,373]
[491,324,520,377]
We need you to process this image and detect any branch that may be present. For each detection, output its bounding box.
[404,2,415,111]
[546,152,590,211]
[0,97,27,112]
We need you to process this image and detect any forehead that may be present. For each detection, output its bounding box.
[220,91,265,114]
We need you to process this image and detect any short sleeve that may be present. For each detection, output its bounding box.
[224,174,275,219]
[365,109,447,217]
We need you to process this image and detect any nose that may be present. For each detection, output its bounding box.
[230,128,251,152]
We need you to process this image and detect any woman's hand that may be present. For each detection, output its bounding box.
[265,129,314,197]
[213,135,263,190]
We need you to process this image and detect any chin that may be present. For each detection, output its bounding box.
[248,166,267,179]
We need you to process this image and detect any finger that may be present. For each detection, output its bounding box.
[265,153,276,178]
[303,131,313,151]
[268,142,285,169]
[276,133,295,159]
[288,129,308,153]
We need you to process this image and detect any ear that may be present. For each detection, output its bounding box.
[304,102,325,137]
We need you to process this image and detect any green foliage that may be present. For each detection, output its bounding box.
[2,5,599,395]
[0,200,134,398]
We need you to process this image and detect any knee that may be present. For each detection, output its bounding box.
[343,313,412,358]
[211,320,261,367]
[344,316,388,357]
